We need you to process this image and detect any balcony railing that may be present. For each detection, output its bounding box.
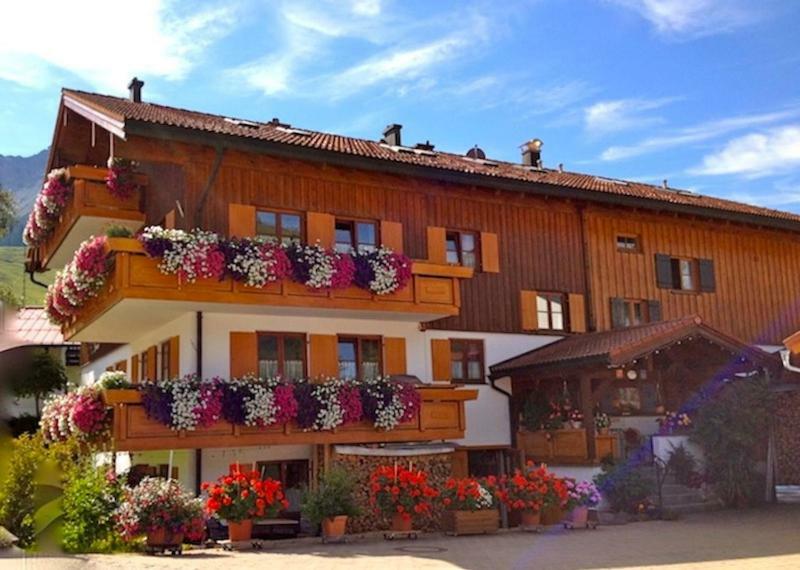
[62,238,474,342]
[32,164,146,271]
[517,428,620,464]
[103,386,477,451]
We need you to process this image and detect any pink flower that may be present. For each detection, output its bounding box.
[330,252,355,289]
[273,384,298,424]
[338,384,363,424]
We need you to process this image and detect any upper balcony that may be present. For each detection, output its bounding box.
[61,238,474,342]
[27,164,146,271]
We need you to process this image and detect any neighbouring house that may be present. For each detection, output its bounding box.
[23,79,800,505]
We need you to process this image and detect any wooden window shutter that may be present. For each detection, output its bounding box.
[654,253,672,288]
[610,298,627,329]
[427,226,447,264]
[480,232,500,273]
[309,334,339,380]
[230,332,258,378]
[648,300,662,322]
[307,212,335,249]
[520,290,538,331]
[568,293,587,333]
[115,359,127,373]
[380,220,404,253]
[146,346,158,380]
[698,259,716,292]
[228,203,256,238]
[383,337,407,376]
[131,355,140,384]
[431,338,451,382]
[168,336,180,378]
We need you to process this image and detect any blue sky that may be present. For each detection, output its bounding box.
[1,0,799,210]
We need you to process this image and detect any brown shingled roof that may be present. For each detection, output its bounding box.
[489,316,775,375]
[62,88,800,228]
[0,307,70,353]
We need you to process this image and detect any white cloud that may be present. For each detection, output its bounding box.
[0,1,238,92]
[608,0,757,38]
[600,108,800,161]
[584,97,677,135]
[688,125,800,178]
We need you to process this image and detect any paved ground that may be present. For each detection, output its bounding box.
[3,505,800,570]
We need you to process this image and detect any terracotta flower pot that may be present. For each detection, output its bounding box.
[391,513,413,532]
[322,515,348,539]
[227,519,253,542]
[569,506,589,526]
[146,527,183,547]
[520,510,541,529]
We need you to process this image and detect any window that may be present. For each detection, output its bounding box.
[159,340,171,380]
[536,293,566,331]
[445,230,478,268]
[255,460,309,513]
[622,300,648,327]
[670,258,695,290]
[656,254,712,292]
[616,235,640,253]
[258,333,306,380]
[334,219,378,254]
[138,351,149,382]
[337,336,382,380]
[256,209,302,245]
[450,339,485,383]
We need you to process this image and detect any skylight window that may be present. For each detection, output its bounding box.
[224,117,259,128]
[276,126,312,137]
[593,176,629,186]
[381,144,437,157]
[463,157,499,167]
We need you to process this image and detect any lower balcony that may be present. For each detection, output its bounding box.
[517,428,620,465]
[105,386,477,451]
[63,238,474,342]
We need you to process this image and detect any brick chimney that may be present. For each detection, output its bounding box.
[382,124,402,146]
[521,138,543,167]
[128,77,144,103]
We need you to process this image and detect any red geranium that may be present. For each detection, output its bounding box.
[497,462,566,513]
[439,477,496,511]
[202,469,288,522]
[368,465,438,522]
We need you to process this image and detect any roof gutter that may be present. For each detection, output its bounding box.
[124,120,800,235]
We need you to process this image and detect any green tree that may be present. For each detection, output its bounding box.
[0,188,16,239]
[11,349,68,416]
[0,433,45,547]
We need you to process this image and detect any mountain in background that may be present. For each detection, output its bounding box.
[0,149,48,245]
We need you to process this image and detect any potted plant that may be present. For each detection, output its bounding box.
[98,370,138,405]
[563,479,601,527]
[115,477,204,548]
[594,412,611,435]
[540,469,569,526]
[439,476,499,535]
[498,462,560,530]
[593,458,653,523]
[203,469,288,541]
[302,468,361,541]
[369,465,438,532]
[568,409,584,429]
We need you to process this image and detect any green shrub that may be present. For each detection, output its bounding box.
[0,434,45,547]
[691,376,772,507]
[593,458,653,513]
[104,225,133,238]
[61,459,124,553]
[667,444,697,486]
[302,468,361,525]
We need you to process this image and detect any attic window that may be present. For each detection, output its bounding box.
[381,144,437,157]
[276,126,312,137]
[463,157,499,167]
[224,117,259,128]
[594,176,629,186]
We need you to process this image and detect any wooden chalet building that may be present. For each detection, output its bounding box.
[27,79,800,495]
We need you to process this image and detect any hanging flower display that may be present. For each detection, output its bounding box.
[141,375,223,431]
[40,386,110,444]
[352,247,412,295]
[105,157,140,200]
[139,227,225,284]
[44,235,111,326]
[220,376,299,427]
[220,237,292,287]
[285,242,355,290]
[23,168,72,246]
[361,376,421,430]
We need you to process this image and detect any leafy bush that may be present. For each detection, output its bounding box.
[6,414,40,437]
[98,370,132,390]
[61,458,124,553]
[593,458,653,513]
[104,224,133,238]
[0,434,45,547]
[302,468,361,524]
[691,376,772,507]
[667,444,697,486]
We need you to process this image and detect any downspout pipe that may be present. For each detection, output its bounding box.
[28,269,49,289]
[195,311,203,493]
[488,374,513,529]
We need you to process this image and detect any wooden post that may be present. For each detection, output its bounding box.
[580,374,596,461]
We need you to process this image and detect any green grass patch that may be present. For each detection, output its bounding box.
[0,246,52,306]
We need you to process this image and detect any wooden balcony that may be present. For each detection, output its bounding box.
[62,238,474,342]
[517,428,620,465]
[104,386,478,451]
[33,165,146,271]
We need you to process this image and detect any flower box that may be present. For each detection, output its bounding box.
[101,389,141,406]
[443,509,499,536]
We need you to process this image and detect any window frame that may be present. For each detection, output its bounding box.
[255,208,304,245]
[615,234,641,253]
[445,229,480,269]
[337,335,383,380]
[138,351,149,382]
[669,257,698,292]
[159,340,171,380]
[334,218,379,254]
[256,332,308,381]
[535,292,567,331]
[622,299,649,327]
[449,338,486,384]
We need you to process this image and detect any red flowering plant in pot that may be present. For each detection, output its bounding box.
[439,476,500,535]
[498,462,563,529]
[202,469,288,541]
[368,465,438,532]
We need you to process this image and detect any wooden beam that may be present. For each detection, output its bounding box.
[580,375,596,461]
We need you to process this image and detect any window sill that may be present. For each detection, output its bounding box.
[668,289,701,296]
